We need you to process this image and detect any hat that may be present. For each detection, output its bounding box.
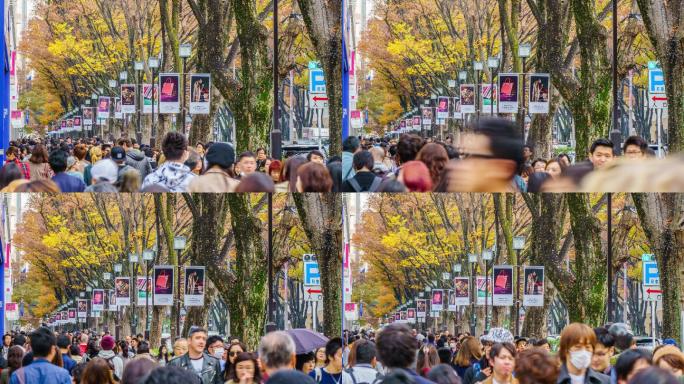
[653,345,684,364]
[91,159,118,183]
[663,338,678,346]
[482,328,514,344]
[205,143,236,168]
[100,335,115,351]
[111,146,126,162]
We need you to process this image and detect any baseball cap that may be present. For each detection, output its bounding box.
[111,146,126,161]
[91,159,118,183]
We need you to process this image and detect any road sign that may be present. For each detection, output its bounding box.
[643,285,662,302]
[304,286,323,302]
[643,261,660,286]
[642,253,654,262]
[309,94,328,109]
[304,261,321,286]
[649,94,668,109]
[309,69,326,94]
[649,68,665,94]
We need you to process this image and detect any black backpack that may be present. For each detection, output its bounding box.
[347,176,382,192]
[345,367,384,384]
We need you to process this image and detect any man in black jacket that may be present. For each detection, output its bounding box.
[167,326,223,384]
[341,151,382,192]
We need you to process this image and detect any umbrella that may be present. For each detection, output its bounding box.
[285,328,329,354]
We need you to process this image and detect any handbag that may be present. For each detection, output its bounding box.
[156,272,169,288]
[495,270,509,289]
[162,77,176,96]
[501,77,514,95]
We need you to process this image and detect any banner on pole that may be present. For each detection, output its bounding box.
[114,97,122,119]
[107,289,117,311]
[83,108,93,125]
[498,74,519,113]
[189,74,211,114]
[97,96,111,119]
[529,74,551,114]
[416,299,427,318]
[453,277,470,306]
[436,97,449,119]
[121,84,137,114]
[143,84,159,114]
[421,107,433,126]
[92,289,105,312]
[476,276,492,306]
[77,299,88,318]
[158,73,181,114]
[481,84,497,112]
[407,308,416,322]
[447,290,457,311]
[460,84,476,114]
[523,266,545,307]
[493,265,514,306]
[137,276,152,307]
[431,289,444,311]
[400,311,407,323]
[115,277,131,306]
[154,265,175,306]
[184,266,205,307]
[73,116,82,128]
[68,308,76,323]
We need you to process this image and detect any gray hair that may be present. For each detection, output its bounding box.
[258,331,296,369]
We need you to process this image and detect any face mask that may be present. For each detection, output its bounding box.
[569,350,592,370]
[214,348,224,359]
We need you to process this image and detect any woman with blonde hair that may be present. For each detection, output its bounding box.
[417,344,440,377]
[119,167,141,192]
[452,336,483,378]
[84,146,103,186]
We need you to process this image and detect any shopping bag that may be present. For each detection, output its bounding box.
[162,77,175,96]
[501,78,514,95]
[495,271,509,289]
[156,272,169,289]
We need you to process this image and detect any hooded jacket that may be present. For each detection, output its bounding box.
[126,149,153,180]
[96,350,124,380]
[142,161,195,192]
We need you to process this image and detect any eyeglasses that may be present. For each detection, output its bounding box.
[229,351,240,357]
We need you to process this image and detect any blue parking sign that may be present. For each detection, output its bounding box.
[304,261,321,286]
[649,69,665,94]
[309,69,326,94]
[642,261,659,286]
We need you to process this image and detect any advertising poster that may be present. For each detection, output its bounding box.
[400,311,407,323]
[68,308,76,323]
[416,299,427,318]
[114,277,131,306]
[66,119,73,130]
[143,84,159,114]
[492,265,514,306]
[523,266,545,307]
[73,116,82,128]
[460,84,476,114]
[121,84,136,114]
[453,277,470,306]
[407,308,416,322]
[447,290,457,312]
[154,265,175,306]
[189,74,211,114]
[92,289,105,312]
[97,96,111,119]
[421,107,433,126]
[184,266,205,307]
[77,299,88,318]
[83,107,93,125]
[431,289,444,311]
[481,84,497,113]
[498,74,519,113]
[137,277,152,307]
[436,96,449,119]
[114,97,122,119]
[412,116,420,128]
[529,74,551,114]
[158,73,180,114]
[107,289,117,311]
[476,276,492,306]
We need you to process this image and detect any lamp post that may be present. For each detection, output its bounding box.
[482,248,493,332]
[271,0,282,161]
[468,253,478,335]
[148,57,160,148]
[453,263,462,331]
[129,252,139,335]
[266,194,276,333]
[424,285,432,332]
[143,249,155,340]
[458,70,467,125]
[179,44,192,134]
[473,61,483,124]
[513,236,526,336]
[91,92,98,139]
[134,61,144,144]
[120,71,128,135]
[114,263,123,339]
[108,79,118,139]
[173,236,187,338]
[518,43,531,137]
[487,57,499,116]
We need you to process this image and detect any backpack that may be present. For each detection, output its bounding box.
[348,176,382,192]
[346,367,384,384]
[314,367,354,384]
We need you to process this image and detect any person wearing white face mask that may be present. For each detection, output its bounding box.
[206,335,226,372]
[556,323,611,384]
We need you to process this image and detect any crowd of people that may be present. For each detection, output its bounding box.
[342,118,684,192]
[0,134,339,193]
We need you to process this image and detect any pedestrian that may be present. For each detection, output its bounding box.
[622,136,648,160]
[296,352,316,375]
[83,159,119,192]
[188,142,239,192]
[479,343,518,384]
[258,331,315,384]
[4,146,30,180]
[120,356,158,384]
[311,337,352,384]
[95,335,124,380]
[0,346,24,384]
[376,324,435,384]
[69,345,83,365]
[143,366,202,384]
[452,336,482,379]
[515,346,560,384]
[135,341,154,361]
[225,352,262,384]
[27,144,54,181]
[83,146,103,185]
[56,335,76,374]
[268,160,283,183]
[173,338,188,358]
[591,328,615,375]
[236,151,257,179]
[416,143,448,189]
[157,344,171,366]
[341,151,383,192]
[296,162,333,192]
[9,327,71,384]
[205,335,225,372]
[167,326,222,384]
[314,347,327,369]
[426,364,461,384]
[80,358,117,384]
[556,323,610,384]
[627,367,678,384]
[346,339,383,383]
[141,132,195,192]
[118,138,153,179]
[276,156,306,192]
[342,136,361,181]
[397,161,432,192]
[417,345,440,377]
[653,345,684,378]
[545,159,563,179]
[615,349,652,384]
[49,149,85,192]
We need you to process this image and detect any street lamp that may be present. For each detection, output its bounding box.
[473,61,483,123]
[134,61,144,144]
[114,263,122,274]
[179,43,192,134]
[143,249,155,339]
[518,43,531,135]
[468,252,478,335]
[174,236,186,338]
[148,57,160,148]
[482,248,493,332]
[453,263,462,274]
[513,236,526,336]
[487,57,499,116]
[129,252,139,335]
[103,272,111,280]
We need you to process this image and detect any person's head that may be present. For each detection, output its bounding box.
[353,150,374,172]
[515,338,528,352]
[343,136,361,154]
[184,149,202,174]
[324,337,344,370]
[205,142,236,174]
[589,139,615,169]
[121,356,158,384]
[5,146,19,161]
[353,339,377,366]
[117,138,132,150]
[142,366,202,384]
[57,334,71,351]
[369,146,385,163]
[437,347,452,365]
[206,335,225,360]
[70,344,81,357]
[545,159,563,178]
[0,163,24,189]
[268,159,283,182]
[307,150,325,164]
[295,352,315,374]
[426,363,462,384]
[559,323,596,370]
[488,342,516,378]
[396,134,425,165]
[30,144,50,164]
[173,338,188,357]
[238,151,257,175]
[229,352,261,383]
[228,342,247,364]
[531,158,547,173]
[187,327,207,356]
[161,132,189,162]
[416,143,448,186]
[376,323,420,369]
[453,336,482,367]
[235,172,276,192]
[623,136,648,159]
[609,323,635,352]
[314,347,326,365]
[74,144,88,161]
[119,167,141,192]
[81,358,116,384]
[523,144,534,161]
[628,367,679,384]
[398,161,432,192]
[258,331,296,372]
[532,338,550,352]
[29,327,58,359]
[592,327,616,372]
[137,341,150,354]
[327,161,342,192]
[616,348,653,384]
[296,162,333,192]
[48,149,69,173]
[255,147,267,160]
[7,345,24,371]
[653,346,684,377]
[515,348,560,384]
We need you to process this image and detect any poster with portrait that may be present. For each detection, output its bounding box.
[68,308,76,323]
[492,265,514,306]
[77,299,88,318]
[476,276,492,306]
[97,96,111,119]
[137,277,152,307]
[184,266,205,307]
[412,116,420,128]
[523,266,545,307]
[529,74,551,114]
[453,277,470,306]
[459,84,476,114]
[421,107,433,126]
[158,73,180,114]
[114,97,122,119]
[83,107,93,125]
[154,265,175,306]
[107,289,117,311]
[121,84,137,114]
[447,290,457,312]
[453,99,462,119]
[394,312,401,322]
[407,308,416,322]
[431,289,444,311]
[92,289,105,311]
[497,74,519,113]
[115,277,131,306]
[66,119,73,130]
[398,311,406,323]
[400,120,406,132]
[416,299,427,318]
[73,116,82,128]
[143,84,159,114]
[189,74,211,114]
[481,84,497,113]
[436,96,450,119]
